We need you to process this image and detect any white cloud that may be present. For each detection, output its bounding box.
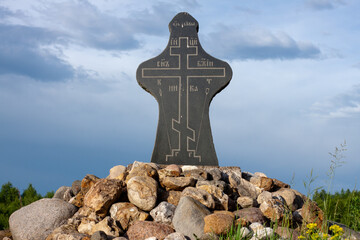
[310,85,360,118]
[204,26,321,60]
[353,62,360,69]
[0,24,75,81]
[305,0,346,10]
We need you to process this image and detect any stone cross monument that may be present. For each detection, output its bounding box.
[136,12,232,166]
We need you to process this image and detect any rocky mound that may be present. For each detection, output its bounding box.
[7,162,355,240]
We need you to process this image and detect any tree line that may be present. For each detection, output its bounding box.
[0,182,54,230]
[312,188,360,231]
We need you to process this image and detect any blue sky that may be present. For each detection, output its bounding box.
[0,0,359,195]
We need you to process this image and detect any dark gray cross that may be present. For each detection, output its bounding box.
[136,12,232,166]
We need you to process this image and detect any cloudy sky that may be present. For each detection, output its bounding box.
[0,0,359,195]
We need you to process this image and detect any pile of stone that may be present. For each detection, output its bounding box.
[9,161,325,240]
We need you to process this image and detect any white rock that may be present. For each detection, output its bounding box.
[78,218,96,235]
[239,227,251,238]
[164,232,187,240]
[108,165,126,179]
[132,161,159,170]
[181,165,198,172]
[254,172,267,178]
[252,227,274,240]
[257,191,272,205]
[150,201,176,224]
[249,222,264,232]
[237,196,257,208]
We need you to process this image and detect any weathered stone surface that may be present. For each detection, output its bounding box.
[164,232,187,240]
[54,186,73,202]
[241,171,254,181]
[228,172,242,189]
[197,185,229,210]
[10,198,77,240]
[127,221,174,240]
[0,229,11,239]
[78,218,96,235]
[71,193,85,208]
[110,202,148,230]
[127,176,158,211]
[238,179,262,199]
[72,180,82,195]
[126,162,158,183]
[228,171,261,200]
[249,222,264,232]
[83,179,123,217]
[219,167,242,183]
[183,169,209,181]
[158,165,182,179]
[259,198,286,221]
[300,200,324,226]
[251,227,274,240]
[250,177,273,191]
[213,210,235,218]
[272,188,304,211]
[160,177,195,191]
[158,189,182,206]
[256,191,272,205]
[234,207,266,224]
[196,180,227,192]
[46,224,88,240]
[182,187,215,209]
[237,196,257,208]
[238,227,251,238]
[150,201,176,225]
[172,196,211,240]
[198,233,219,240]
[275,227,300,240]
[91,231,108,240]
[108,165,127,181]
[254,172,267,178]
[292,209,303,223]
[145,237,157,240]
[234,218,249,227]
[91,217,122,237]
[207,168,222,181]
[272,178,290,190]
[71,174,100,208]
[203,213,234,235]
[165,164,182,172]
[82,175,101,194]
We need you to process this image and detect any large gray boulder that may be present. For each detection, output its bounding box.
[9,198,77,240]
[172,196,211,240]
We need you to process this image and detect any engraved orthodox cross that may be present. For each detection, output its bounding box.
[136,12,232,166]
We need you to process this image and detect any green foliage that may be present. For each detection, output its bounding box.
[44,191,55,198]
[0,182,53,230]
[0,182,22,230]
[313,188,360,232]
[21,184,42,206]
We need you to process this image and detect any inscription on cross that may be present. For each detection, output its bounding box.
[136,12,232,166]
